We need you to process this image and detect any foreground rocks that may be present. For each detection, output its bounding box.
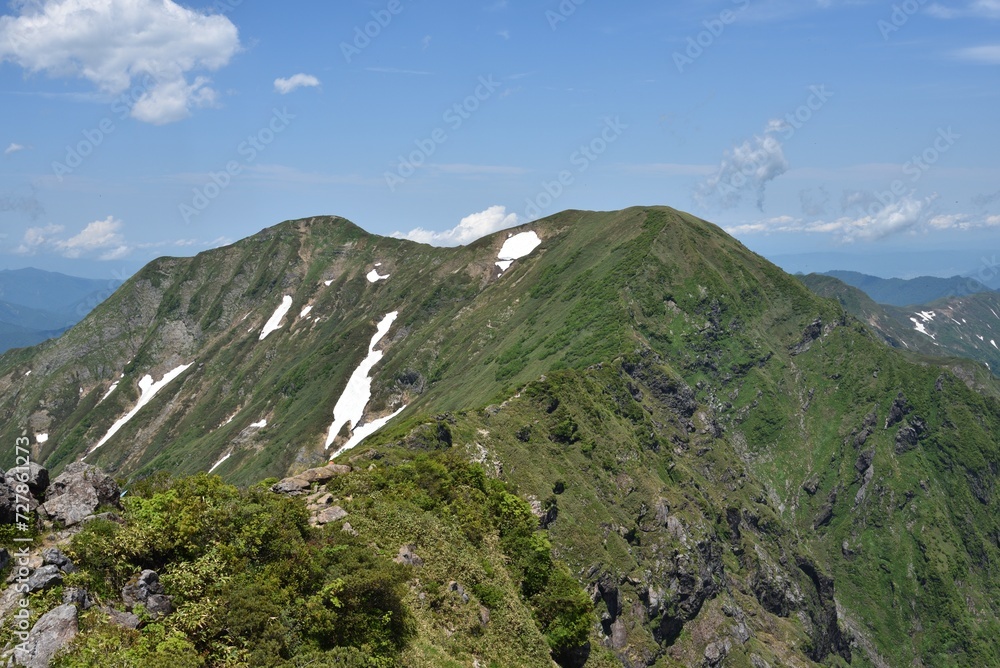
[39,462,121,527]
[13,604,78,668]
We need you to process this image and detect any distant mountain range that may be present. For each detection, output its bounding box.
[801,273,1000,373]
[821,270,996,307]
[0,268,122,353]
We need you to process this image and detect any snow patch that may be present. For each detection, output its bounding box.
[992,340,999,350]
[910,318,935,339]
[250,419,267,429]
[990,307,1000,320]
[90,364,193,452]
[36,433,48,444]
[300,305,313,319]
[98,381,120,405]
[324,312,399,450]
[324,280,333,287]
[24,370,31,376]
[916,311,936,323]
[260,296,293,340]
[209,452,232,474]
[366,268,390,283]
[495,231,541,274]
[334,406,408,456]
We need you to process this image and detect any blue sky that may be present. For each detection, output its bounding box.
[0,0,998,280]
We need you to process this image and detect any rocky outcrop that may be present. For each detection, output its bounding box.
[13,603,78,668]
[40,462,121,527]
[122,570,172,618]
[6,463,50,500]
[271,464,351,495]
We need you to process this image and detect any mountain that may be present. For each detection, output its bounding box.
[0,268,122,353]
[2,207,1000,667]
[801,274,1000,374]
[822,270,995,307]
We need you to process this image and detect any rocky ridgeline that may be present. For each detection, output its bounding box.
[0,462,170,667]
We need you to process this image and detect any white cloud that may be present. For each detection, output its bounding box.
[0,0,240,124]
[928,213,1000,230]
[953,44,1000,63]
[4,143,26,154]
[17,216,131,259]
[928,1,1000,18]
[725,195,940,242]
[392,205,520,246]
[696,121,790,211]
[274,73,321,95]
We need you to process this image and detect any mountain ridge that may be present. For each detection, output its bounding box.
[1,206,999,666]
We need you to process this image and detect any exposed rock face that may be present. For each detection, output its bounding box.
[13,603,78,668]
[895,417,927,455]
[122,570,166,611]
[394,544,424,567]
[43,548,77,573]
[271,464,351,495]
[884,393,911,429]
[313,505,348,525]
[40,462,121,527]
[5,463,50,500]
[26,565,64,593]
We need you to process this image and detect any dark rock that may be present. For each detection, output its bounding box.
[796,557,852,663]
[790,318,823,355]
[103,606,140,630]
[884,393,911,429]
[13,603,78,668]
[62,586,92,609]
[144,594,174,619]
[552,640,591,668]
[5,462,50,501]
[853,426,873,449]
[855,448,875,474]
[895,417,927,455]
[41,462,121,527]
[0,547,9,572]
[122,570,164,610]
[394,544,424,567]
[0,478,18,524]
[802,476,819,495]
[26,565,64,592]
[43,547,77,573]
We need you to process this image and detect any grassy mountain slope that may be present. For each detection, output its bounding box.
[1,207,999,666]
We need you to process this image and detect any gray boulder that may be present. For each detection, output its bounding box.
[6,462,50,500]
[144,594,174,619]
[102,606,140,630]
[122,570,164,610]
[26,565,64,593]
[43,547,77,574]
[13,603,78,668]
[62,586,92,609]
[40,462,121,527]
